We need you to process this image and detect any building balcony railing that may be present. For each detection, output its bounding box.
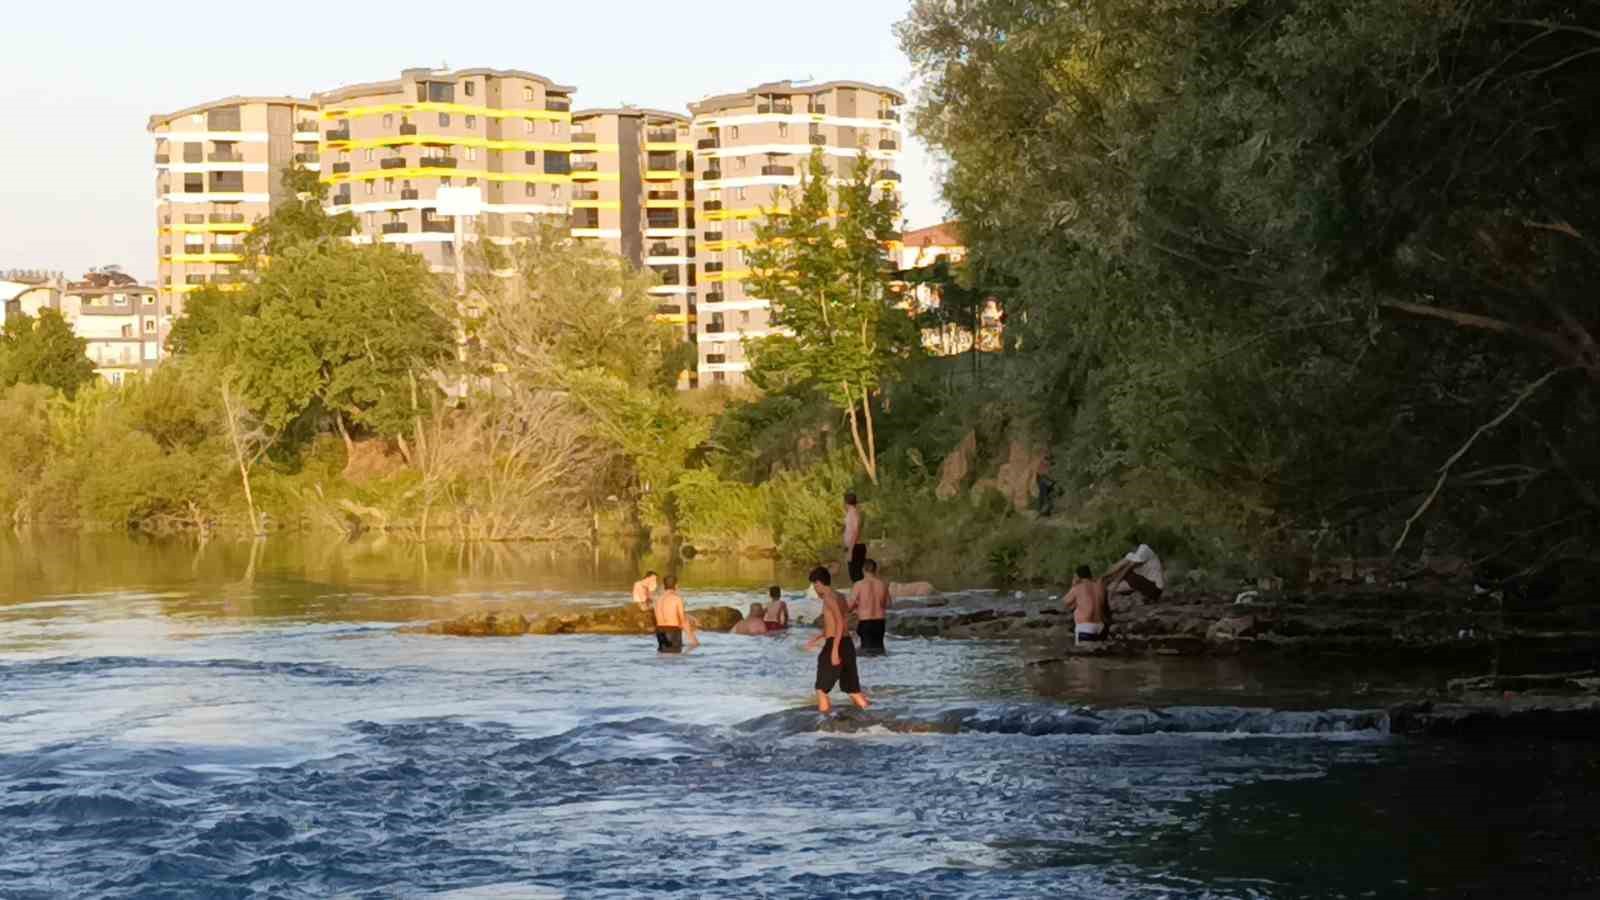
[331,161,351,174]
[648,190,680,200]
[571,215,601,230]
[703,291,725,304]
[703,322,726,334]
[572,189,600,200]
[421,219,453,233]
[326,128,351,141]
[647,220,680,232]
[297,119,317,132]
[209,212,246,223]
[571,160,598,173]
[703,231,724,242]
[381,222,409,234]
[398,122,418,136]
[545,98,571,112]
[762,165,796,177]
[878,170,903,182]
[183,214,205,224]
[649,243,679,256]
[380,157,407,169]
[702,170,722,181]
[419,157,457,169]
[294,151,320,163]
[155,153,170,164]
[878,109,901,121]
[184,275,208,285]
[213,273,248,285]
[401,189,420,200]
[332,192,352,206]
[702,200,723,211]
[879,139,899,150]
[704,262,724,273]
[757,102,793,114]
[706,353,728,364]
[809,134,827,146]
[647,129,678,143]
[209,152,243,162]
[697,137,719,150]
[646,164,681,175]
[811,104,828,115]
[569,132,596,143]
[655,303,682,315]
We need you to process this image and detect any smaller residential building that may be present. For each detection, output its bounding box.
[3,270,168,384]
[895,221,1002,355]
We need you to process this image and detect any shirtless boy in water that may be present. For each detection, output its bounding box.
[1062,565,1108,644]
[762,586,790,631]
[653,576,699,653]
[631,571,659,609]
[847,559,891,653]
[805,566,869,713]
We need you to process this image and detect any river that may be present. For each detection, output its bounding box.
[2,533,1596,898]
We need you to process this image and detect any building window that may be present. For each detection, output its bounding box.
[731,126,740,139]
[143,294,155,305]
[465,114,476,128]
[383,114,393,128]
[523,86,534,101]
[549,184,560,198]
[144,318,156,333]
[525,183,537,197]
[466,177,478,187]
[778,123,788,137]
[736,187,746,200]
[365,181,375,196]
[441,176,452,187]
[385,177,395,193]
[113,293,129,306]
[736,157,745,169]
[365,148,374,161]
[464,81,475,97]
[466,147,478,162]
[439,113,450,127]
[120,325,133,338]
[714,372,727,384]
[525,118,536,134]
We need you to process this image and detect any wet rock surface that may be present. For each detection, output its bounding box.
[407,604,744,636]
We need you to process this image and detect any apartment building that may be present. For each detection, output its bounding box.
[63,280,168,384]
[688,80,905,385]
[149,97,320,315]
[315,68,575,273]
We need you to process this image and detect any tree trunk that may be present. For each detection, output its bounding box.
[840,381,878,484]
[221,385,261,536]
[860,379,879,483]
[335,413,356,471]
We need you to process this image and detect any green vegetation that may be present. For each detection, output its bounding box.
[0,309,97,398]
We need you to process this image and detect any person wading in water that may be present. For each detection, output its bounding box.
[805,566,869,713]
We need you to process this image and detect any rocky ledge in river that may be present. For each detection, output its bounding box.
[404,604,745,637]
[1387,670,1600,738]
[892,586,1600,661]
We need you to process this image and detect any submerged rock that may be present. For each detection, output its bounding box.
[1388,697,1600,739]
[415,611,532,637]
[410,604,744,637]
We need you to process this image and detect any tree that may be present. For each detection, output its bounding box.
[744,150,918,483]
[0,309,97,397]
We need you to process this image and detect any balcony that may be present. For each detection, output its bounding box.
[655,303,682,315]
[154,153,170,164]
[399,122,418,136]
[209,212,246,224]
[419,157,458,169]
[332,191,352,206]
[704,262,724,273]
[648,129,678,143]
[704,291,725,304]
[326,128,351,141]
[811,104,828,115]
[213,273,248,285]
[401,189,420,200]
[571,160,599,173]
[648,190,680,201]
[572,189,600,201]
[879,139,899,151]
[706,353,727,364]
[380,157,407,169]
[697,137,719,150]
[702,200,723,211]
[183,214,205,224]
[545,97,571,112]
[703,231,723,242]
[570,132,596,144]
[297,119,317,132]
[757,101,793,114]
[209,151,242,162]
[649,243,679,256]
[878,170,903,182]
[381,222,410,235]
[332,162,351,174]
[184,275,208,285]
[809,134,827,146]
[762,165,795,177]
[701,169,722,181]
[878,110,901,121]
[294,151,320,163]
[646,163,681,175]
[703,321,726,334]
[421,219,453,233]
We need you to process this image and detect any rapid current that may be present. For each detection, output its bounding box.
[1,535,1596,898]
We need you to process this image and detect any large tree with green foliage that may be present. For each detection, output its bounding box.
[899,0,1600,572]
[744,150,918,484]
[172,167,454,459]
[0,309,97,397]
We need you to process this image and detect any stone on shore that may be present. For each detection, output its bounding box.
[409,604,744,637]
[889,581,937,599]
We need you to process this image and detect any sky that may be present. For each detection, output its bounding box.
[0,1,945,284]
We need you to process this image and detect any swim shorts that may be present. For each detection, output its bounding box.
[857,618,887,652]
[815,637,861,693]
[656,627,684,653]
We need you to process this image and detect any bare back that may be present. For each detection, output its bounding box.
[819,587,847,640]
[654,591,686,628]
[850,576,891,620]
[763,599,790,626]
[1064,580,1106,626]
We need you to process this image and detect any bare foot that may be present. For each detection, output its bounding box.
[850,693,871,710]
[816,691,832,714]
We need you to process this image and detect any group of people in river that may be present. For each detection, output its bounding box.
[630,489,1170,712]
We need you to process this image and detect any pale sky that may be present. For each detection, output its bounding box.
[0,1,944,283]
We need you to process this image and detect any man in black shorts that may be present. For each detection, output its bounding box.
[842,493,867,582]
[848,559,891,653]
[653,575,697,653]
[805,566,870,713]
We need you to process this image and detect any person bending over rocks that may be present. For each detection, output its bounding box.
[654,576,699,653]
[805,566,870,713]
[762,586,790,632]
[632,571,659,609]
[848,559,891,653]
[1063,565,1109,644]
[1104,540,1165,603]
[732,603,770,636]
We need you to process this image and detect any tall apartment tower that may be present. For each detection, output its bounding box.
[314,68,576,272]
[149,97,320,314]
[688,81,905,386]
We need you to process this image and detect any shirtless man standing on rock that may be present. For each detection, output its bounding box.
[848,559,891,654]
[653,575,699,653]
[632,571,659,609]
[1063,565,1109,644]
[805,566,870,713]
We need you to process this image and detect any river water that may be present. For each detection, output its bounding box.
[2,534,1596,898]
